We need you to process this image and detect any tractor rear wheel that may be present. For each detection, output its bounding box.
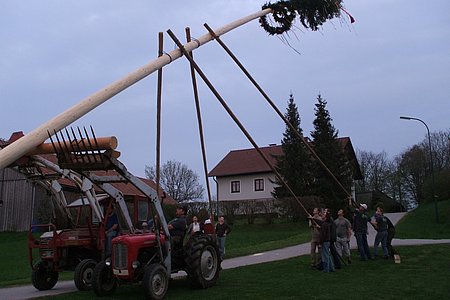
[92,260,117,296]
[185,234,220,289]
[31,261,59,291]
[142,263,169,300]
[74,258,97,291]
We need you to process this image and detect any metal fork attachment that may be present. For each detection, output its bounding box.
[48,126,119,171]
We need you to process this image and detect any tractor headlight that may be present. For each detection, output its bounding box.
[132,261,140,269]
[105,257,111,266]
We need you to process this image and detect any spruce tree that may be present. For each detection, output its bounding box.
[273,94,313,220]
[310,94,352,213]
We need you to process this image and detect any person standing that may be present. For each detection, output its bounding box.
[334,209,352,264]
[168,205,187,248]
[187,215,202,235]
[319,211,335,273]
[105,207,119,257]
[326,209,341,269]
[385,215,397,258]
[215,216,232,261]
[350,199,371,261]
[309,208,322,269]
[371,207,389,259]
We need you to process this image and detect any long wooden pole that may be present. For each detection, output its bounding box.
[0,8,272,169]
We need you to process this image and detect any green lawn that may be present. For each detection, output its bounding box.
[1,200,448,292]
[0,219,310,287]
[0,232,30,287]
[37,244,450,300]
[226,219,311,258]
[395,199,450,239]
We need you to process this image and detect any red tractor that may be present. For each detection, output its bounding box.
[17,129,220,299]
[93,228,220,299]
[90,156,221,299]
[28,191,150,291]
[22,154,167,291]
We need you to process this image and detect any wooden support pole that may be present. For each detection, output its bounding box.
[204,23,352,199]
[0,8,272,169]
[185,27,213,215]
[167,29,312,218]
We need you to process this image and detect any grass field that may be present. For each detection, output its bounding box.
[395,199,450,239]
[225,219,311,258]
[0,232,30,287]
[36,244,450,300]
[0,219,311,288]
[1,199,448,295]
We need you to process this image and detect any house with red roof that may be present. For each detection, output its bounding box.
[208,137,362,214]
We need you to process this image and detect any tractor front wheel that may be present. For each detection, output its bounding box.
[92,260,117,296]
[142,263,169,300]
[31,261,59,291]
[74,258,97,291]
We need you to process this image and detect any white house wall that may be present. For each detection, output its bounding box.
[216,172,276,202]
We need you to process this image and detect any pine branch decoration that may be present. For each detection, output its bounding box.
[260,0,348,35]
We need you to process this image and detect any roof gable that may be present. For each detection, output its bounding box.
[209,137,362,180]
[208,145,283,177]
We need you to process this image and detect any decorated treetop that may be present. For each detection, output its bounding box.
[260,0,354,35]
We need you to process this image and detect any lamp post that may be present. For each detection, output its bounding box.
[400,116,439,223]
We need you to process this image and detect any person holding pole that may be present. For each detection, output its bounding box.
[334,208,352,264]
[349,198,371,261]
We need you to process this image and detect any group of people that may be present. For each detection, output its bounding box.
[349,198,396,261]
[167,205,232,261]
[309,201,396,273]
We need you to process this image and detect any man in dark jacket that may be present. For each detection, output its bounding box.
[350,199,371,261]
[371,207,389,259]
[105,207,119,257]
[327,209,342,269]
[168,205,187,248]
[215,216,232,261]
[319,211,335,272]
[385,216,397,258]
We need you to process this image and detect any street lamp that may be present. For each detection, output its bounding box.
[400,116,439,223]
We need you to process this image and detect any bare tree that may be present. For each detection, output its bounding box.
[145,160,204,203]
[397,145,427,204]
[356,150,394,193]
[421,129,450,172]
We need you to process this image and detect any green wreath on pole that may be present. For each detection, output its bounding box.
[260,0,347,35]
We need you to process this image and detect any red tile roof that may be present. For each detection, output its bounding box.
[208,144,283,177]
[208,137,362,179]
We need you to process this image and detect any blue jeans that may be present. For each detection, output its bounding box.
[321,241,335,272]
[106,230,118,256]
[355,232,371,260]
[217,236,226,260]
[374,230,388,257]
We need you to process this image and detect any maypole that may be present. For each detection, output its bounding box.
[0,8,272,169]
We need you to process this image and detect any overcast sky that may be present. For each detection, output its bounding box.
[1,0,449,196]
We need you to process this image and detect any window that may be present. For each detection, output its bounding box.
[254,178,264,191]
[231,180,240,193]
[138,200,149,222]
